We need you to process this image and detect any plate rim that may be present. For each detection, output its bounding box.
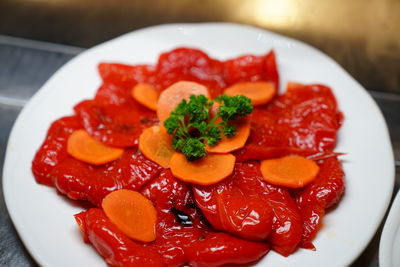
[380,189,400,267]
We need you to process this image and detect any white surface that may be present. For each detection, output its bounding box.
[3,23,395,267]
[380,190,400,267]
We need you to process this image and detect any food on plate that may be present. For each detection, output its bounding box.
[138,125,174,168]
[131,83,159,111]
[32,47,345,266]
[205,118,251,153]
[157,81,210,123]
[193,161,302,256]
[74,99,157,147]
[170,152,236,185]
[67,129,124,165]
[260,155,320,188]
[296,157,345,249]
[224,81,276,106]
[163,93,252,161]
[102,189,157,242]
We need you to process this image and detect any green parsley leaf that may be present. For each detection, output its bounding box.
[215,94,253,121]
[222,124,237,138]
[164,94,253,161]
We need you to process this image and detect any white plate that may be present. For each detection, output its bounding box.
[3,23,395,267]
[380,190,400,267]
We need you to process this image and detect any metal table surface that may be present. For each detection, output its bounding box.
[0,34,399,267]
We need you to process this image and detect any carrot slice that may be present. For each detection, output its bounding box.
[206,118,251,153]
[139,125,174,168]
[224,81,276,106]
[170,153,235,185]
[260,156,320,188]
[67,129,124,165]
[131,83,159,111]
[157,81,210,123]
[102,189,157,242]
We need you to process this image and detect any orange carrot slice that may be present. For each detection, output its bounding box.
[157,81,210,123]
[224,81,276,106]
[67,129,124,165]
[102,189,157,242]
[206,118,251,153]
[139,125,174,168]
[170,153,235,185]
[131,83,159,111]
[260,156,320,188]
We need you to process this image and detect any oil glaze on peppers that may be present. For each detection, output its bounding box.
[32,47,345,266]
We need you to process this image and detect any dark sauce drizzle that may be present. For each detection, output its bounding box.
[170,207,193,227]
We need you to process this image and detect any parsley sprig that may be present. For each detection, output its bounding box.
[164,94,253,161]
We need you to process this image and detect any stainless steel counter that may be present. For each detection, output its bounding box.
[0,35,399,266]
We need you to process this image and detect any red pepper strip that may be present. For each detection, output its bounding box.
[51,149,161,207]
[155,48,226,98]
[75,208,166,267]
[141,169,270,266]
[74,169,271,267]
[296,157,345,248]
[74,99,157,148]
[193,162,303,256]
[249,83,342,153]
[223,50,279,91]
[184,232,269,267]
[32,116,82,185]
[234,144,342,162]
[98,63,156,89]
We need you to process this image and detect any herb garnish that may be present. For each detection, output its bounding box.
[163,94,253,161]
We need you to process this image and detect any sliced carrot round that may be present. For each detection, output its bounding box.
[260,156,320,188]
[170,152,235,185]
[206,118,251,153]
[157,81,210,123]
[102,189,157,242]
[139,125,174,168]
[131,83,159,111]
[67,129,124,165]
[224,81,276,106]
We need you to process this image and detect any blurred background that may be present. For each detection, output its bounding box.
[0,0,399,266]
[1,0,399,92]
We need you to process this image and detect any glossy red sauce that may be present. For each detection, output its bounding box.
[32,47,345,266]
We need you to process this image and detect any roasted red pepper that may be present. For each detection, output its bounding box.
[51,149,161,206]
[296,157,345,248]
[98,63,156,89]
[155,48,226,98]
[74,99,157,147]
[75,209,166,267]
[223,50,279,90]
[31,116,82,185]
[76,170,270,267]
[236,83,343,163]
[234,144,341,162]
[193,162,303,256]
[32,47,346,266]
